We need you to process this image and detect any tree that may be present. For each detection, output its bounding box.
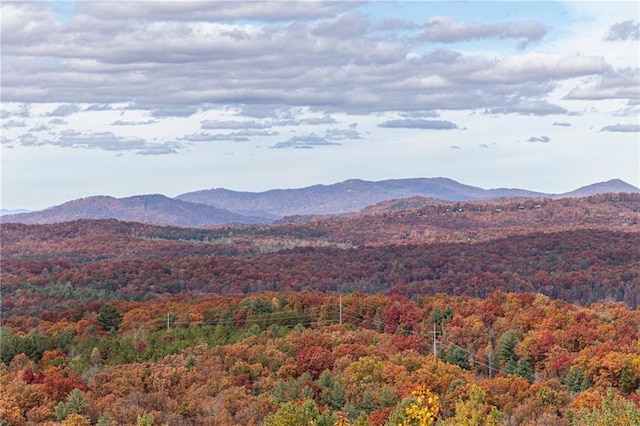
[66,389,87,416]
[570,388,640,426]
[445,384,500,426]
[496,331,519,374]
[387,385,440,426]
[296,346,333,379]
[564,367,590,393]
[438,343,470,370]
[62,413,91,426]
[136,412,155,426]
[97,304,123,334]
[264,399,322,426]
[96,413,115,426]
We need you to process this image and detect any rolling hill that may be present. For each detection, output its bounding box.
[0,194,268,227]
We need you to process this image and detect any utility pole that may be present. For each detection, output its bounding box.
[433,323,437,357]
[339,293,342,325]
[166,312,170,331]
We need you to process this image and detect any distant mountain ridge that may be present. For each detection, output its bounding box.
[2,178,637,226]
[1,194,268,227]
[176,178,639,218]
[0,208,31,216]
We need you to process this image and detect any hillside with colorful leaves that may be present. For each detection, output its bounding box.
[2,292,640,425]
[1,193,639,424]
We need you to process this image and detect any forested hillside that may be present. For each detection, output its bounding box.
[1,193,639,425]
[2,292,640,425]
[2,228,639,317]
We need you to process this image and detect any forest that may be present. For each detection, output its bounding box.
[2,292,640,425]
[1,193,639,425]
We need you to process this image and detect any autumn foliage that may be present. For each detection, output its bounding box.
[1,193,639,424]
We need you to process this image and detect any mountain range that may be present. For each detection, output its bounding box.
[1,194,268,227]
[2,177,638,226]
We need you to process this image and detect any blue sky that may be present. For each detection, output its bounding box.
[1,1,639,210]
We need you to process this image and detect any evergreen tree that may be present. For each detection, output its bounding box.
[66,389,87,415]
[97,304,123,334]
[96,413,115,426]
[496,331,519,373]
[564,367,590,393]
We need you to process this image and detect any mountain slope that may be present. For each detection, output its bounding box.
[176,177,638,218]
[176,177,545,218]
[1,194,268,227]
[561,178,640,198]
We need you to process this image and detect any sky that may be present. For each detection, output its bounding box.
[1,1,639,210]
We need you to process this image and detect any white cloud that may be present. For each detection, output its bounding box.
[422,16,546,44]
[600,124,640,133]
[378,119,458,130]
[604,20,640,41]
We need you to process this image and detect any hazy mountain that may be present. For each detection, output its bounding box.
[4,178,637,226]
[1,194,268,227]
[0,208,31,216]
[560,179,640,198]
[176,177,639,219]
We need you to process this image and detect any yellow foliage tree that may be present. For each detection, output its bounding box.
[404,386,440,426]
[387,385,440,426]
[62,413,91,426]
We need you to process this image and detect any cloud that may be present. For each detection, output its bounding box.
[0,104,30,119]
[111,119,157,126]
[399,111,440,118]
[272,134,340,149]
[285,116,337,126]
[1,120,27,129]
[325,128,362,141]
[85,104,115,111]
[604,20,640,41]
[77,1,353,23]
[136,146,179,155]
[378,119,458,130]
[47,104,80,117]
[149,105,201,118]
[19,133,45,146]
[201,119,270,130]
[422,17,546,44]
[30,124,51,132]
[552,122,571,127]
[599,124,640,133]
[56,130,148,150]
[311,11,370,39]
[479,144,489,148]
[181,128,279,143]
[527,136,550,143]
[566,67,639,101]
[48,118,67,125]
[450,145,461,149]
[0,1,631,132]
[488,101,568,116]
[12,129,181,153]
[181,132,249,143]
[464,52,609,84]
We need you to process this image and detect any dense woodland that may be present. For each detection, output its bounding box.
[1,193,639,425]
[2,293,640,425]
